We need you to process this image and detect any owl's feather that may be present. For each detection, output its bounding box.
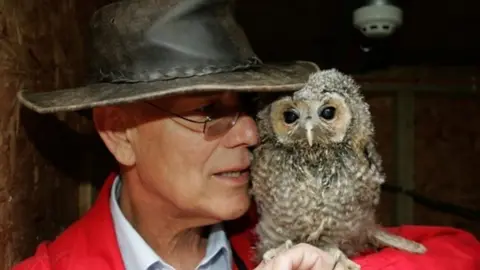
[250,69,426,268]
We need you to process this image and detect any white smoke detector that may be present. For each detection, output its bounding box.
[353,0,403,38]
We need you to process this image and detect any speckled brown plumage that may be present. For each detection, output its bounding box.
[250,69,426,269]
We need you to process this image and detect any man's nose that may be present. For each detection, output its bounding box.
[223,114,259,148]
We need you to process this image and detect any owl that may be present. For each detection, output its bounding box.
[250,69,426,269]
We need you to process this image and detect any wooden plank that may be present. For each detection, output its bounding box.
[78,182,94,216]
[393,91,415,225]
[360,82,479,94]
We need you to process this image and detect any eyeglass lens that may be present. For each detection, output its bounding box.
[205,114,238,138]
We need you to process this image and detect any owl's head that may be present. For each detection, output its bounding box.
[256,69,373,148]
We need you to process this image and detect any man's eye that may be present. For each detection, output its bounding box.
[193,103,216,114]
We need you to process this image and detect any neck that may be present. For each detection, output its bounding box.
[118,170,211,270]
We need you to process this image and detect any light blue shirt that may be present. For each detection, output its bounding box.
[110,176,233,270]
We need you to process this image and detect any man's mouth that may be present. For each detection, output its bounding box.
[214,168,250,185]
[215,168,249,177]
[216,171,244,177]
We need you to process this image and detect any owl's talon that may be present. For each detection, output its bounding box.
[330,249,342,270]
[326,247,361,270]
[344,259,361,270]
[262,248,277,261]
[262,240,294,261]
[284,239,293,249]
[333,257,360,270]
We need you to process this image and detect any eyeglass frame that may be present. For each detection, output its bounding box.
[144,101,241,136]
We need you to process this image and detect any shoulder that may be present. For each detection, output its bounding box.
[11,174,123,270]
[11,221,88,270]
[12,213,122,270]
[12,243,53,270]
[354,225,480,270]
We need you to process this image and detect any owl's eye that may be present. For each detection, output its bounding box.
[319,106,336,120]
[283,109,299,124]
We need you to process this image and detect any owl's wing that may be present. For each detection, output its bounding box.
[363,140,385,184]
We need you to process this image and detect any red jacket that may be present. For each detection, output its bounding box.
[13,173,480,270]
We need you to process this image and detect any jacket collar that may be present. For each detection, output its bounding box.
[110,175,233,270]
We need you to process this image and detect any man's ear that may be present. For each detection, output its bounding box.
[93,106,136,166]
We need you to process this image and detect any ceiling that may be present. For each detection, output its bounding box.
[235,0,480,73]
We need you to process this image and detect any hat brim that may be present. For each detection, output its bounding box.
[17,61,319,113]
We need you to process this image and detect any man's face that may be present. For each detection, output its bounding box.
[96,91,259,223]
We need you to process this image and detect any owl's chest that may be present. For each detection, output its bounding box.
[252,146,376,214]
[258,149,357,187]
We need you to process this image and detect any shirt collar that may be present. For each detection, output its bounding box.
[110,175,232,270]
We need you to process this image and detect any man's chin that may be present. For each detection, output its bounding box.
[216,197,252,222]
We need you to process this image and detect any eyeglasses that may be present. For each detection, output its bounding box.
[145,101,240,140]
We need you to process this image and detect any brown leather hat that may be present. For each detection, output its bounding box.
[17,0,319,113]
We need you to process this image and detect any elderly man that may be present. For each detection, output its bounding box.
[13,0,480,269]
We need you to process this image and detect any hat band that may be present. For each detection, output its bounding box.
[96,56,263,84]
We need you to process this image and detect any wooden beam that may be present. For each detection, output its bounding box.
[393,90,416,225]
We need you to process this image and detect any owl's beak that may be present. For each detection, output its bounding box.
[305,121,313,147]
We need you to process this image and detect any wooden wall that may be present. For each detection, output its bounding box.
[357,68,480,238]
[0,0,113,268]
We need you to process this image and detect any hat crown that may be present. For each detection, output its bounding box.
[88,0,262,83]
[17,0,319,114]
